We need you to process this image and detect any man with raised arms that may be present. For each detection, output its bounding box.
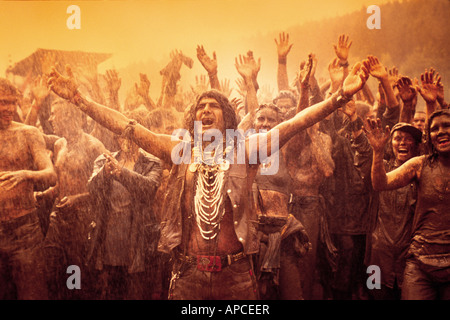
[47,59,369,299]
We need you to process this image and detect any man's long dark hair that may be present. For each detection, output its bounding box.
[184,90,238,138]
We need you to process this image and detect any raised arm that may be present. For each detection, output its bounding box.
[25,74,50,127]
[333,34,352,80]
[296,54,313,113]
[306,54,324,105]
[365,56,399,109]
[275,32,293,91]
[436,72,447,108]
[104,69,122,111]
[196,45,221,91]
[47,67,176,164]
[272,61,369,151]
[235,53,260,117]
[327,57,345,95]
[364,118,422,191]
[135,73,157,112]
[416,68,441,119]
[396,76,417,124]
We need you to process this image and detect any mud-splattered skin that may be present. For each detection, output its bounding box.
[183,152,250,256]
[49,101,106,204]
[252,107,291,218]
[47,62,369,256]
[371,113,450,192]
[285,128,334,197]
[0,93,56,221]
[53,134,106,199]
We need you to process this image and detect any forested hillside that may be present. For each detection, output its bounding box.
[118,0,449,108]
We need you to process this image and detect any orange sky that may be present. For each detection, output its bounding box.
[0,0,394,75]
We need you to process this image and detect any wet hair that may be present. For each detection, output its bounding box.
[427,109,450,162]
[184,89,237,137]
[256,103,281,115]
[255,103,282,123]
[273,90,298,107]
[0,78,20,99]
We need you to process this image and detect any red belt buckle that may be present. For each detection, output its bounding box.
[197,255,222,272]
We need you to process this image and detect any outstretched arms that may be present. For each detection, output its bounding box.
[267,61,369,154]
[48,67,176,164]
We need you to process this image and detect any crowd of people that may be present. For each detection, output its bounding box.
[0,31,448,300]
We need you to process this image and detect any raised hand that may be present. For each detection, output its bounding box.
[363,117,390,153]
[396,76,417,102]
[30,74,50,105]
[235,78,246,97]
[310,53,318,79]
[244,51,261,78]
[436,73,445,105]
[190,74,210,96]
[328,58,344,91]
[196,45,218,75]
[230,97,244,114]
[47,65,80,104]
[275,32,293,60]
[105,69,122,93]
[417,68,440,104]
[170,49,183,70]
[135,73,151,99]
[258,84,274,103]
[235,54,256,80]
[342,62,369,97]
[220,78,233,98]
[365,55,388,80]
[388,67,399,84]
[333,34,352,63]
[299,54,313,87]
[388,66,400,96]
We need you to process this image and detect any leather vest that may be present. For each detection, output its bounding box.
[157,161,260,255]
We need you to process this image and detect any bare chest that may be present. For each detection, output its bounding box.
[0,130,33,171]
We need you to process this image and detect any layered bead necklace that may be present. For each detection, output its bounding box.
[190,144,231,240]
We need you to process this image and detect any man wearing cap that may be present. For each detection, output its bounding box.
[364,122,422,299]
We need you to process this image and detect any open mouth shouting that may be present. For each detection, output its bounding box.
[397,146,410,155]
[395,145,413,161]
[201,117,215,129]
[436,135,450,149]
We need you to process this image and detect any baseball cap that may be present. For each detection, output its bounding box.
[390,122,422,143]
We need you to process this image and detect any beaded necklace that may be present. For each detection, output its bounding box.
[190,144,232,240]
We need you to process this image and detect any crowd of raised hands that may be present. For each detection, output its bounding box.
[11,32,446,141]
[5,31,448,301]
